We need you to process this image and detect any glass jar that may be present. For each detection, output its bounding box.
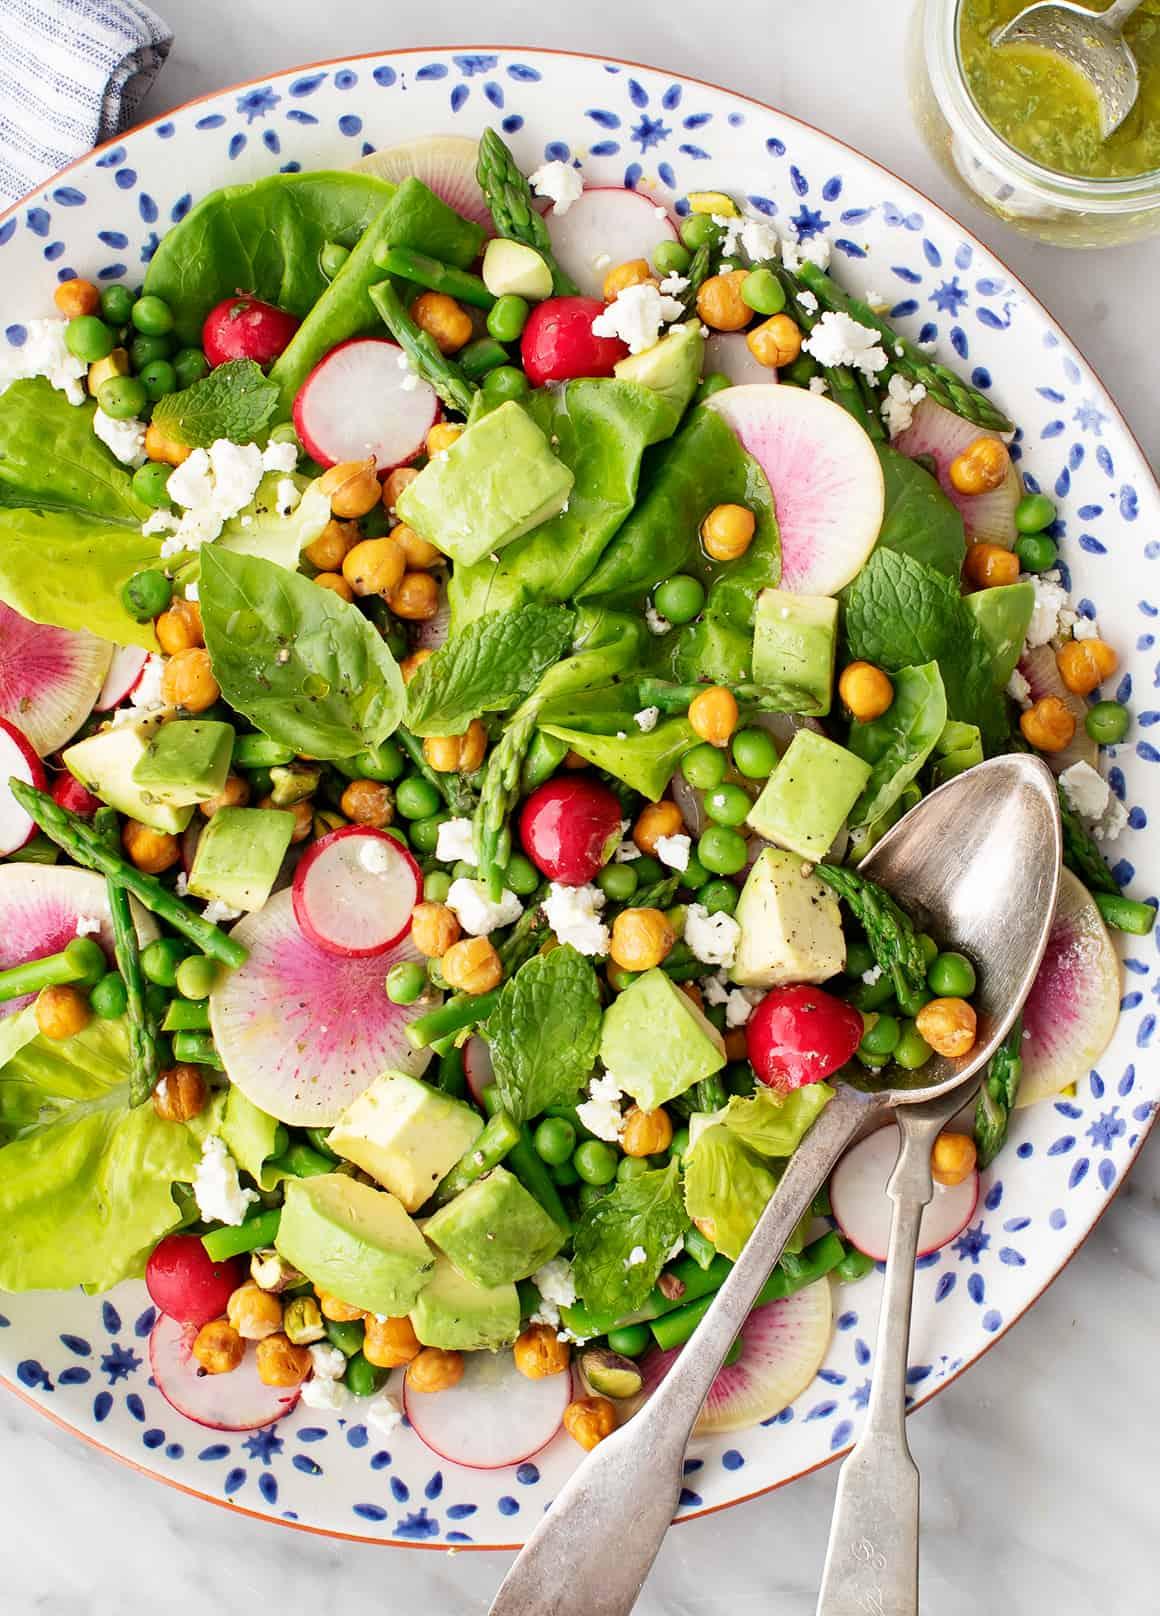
[909,0,1160,246]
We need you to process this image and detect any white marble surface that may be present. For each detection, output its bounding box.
[3,3,1159,1612]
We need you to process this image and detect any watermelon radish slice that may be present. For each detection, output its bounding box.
[293,338,440,471]
[0,864,159,1016]
[0,718,46,856]
[404,1344,570,1468]
[462,1034,494,1105]
[830,1125,979,1262]
[545,188,678,300]
[705,332,779,389]
[292,826,422,957]
[636,1278,832,1435]
[94,644,149,712]
[893,397,1019,547]
[149,1314,300,1431]
[413,597,451,652]
[1019,645,1098,775]
[351,134,493,234]
[1017,868,1121,1109]
[708,385,885,596]
[209,888,434,1124]
[0,601,112,755]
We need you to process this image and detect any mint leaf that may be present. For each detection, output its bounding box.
[485,944,602,1124]
[152,359,279,448]
[572,1160,689,1316]
[405,604,574,737]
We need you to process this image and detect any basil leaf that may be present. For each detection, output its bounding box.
[152,359,279,449]
[405,603,574,737]
[875,445,965,579]
[486,945,602,1124]
[0,379,149,521]
[572,1160,689,1316]
[200,546,405,760]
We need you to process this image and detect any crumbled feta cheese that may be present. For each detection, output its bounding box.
[396,347,420,393]
[193,1135,258,1226]
[655,832,691,871]
[157,439,267,554]
[702,971,730,1007]
[634,706,660,733]
[798,289,819,314]
[0,318,88,404]
[779,232,831,274]
[658,273,689,297]
[1023,571,1072,648]
[184,581,199,602]
[533,1258,577,1311]
[202,898,243,926]
[528,159,583,215]
[1073,615,1100,641]
[577,1071,626,1142]
[645,603,672,636]
[861,964,883,986]
[614,839,641,862]
[74,914,102,937]
[1006,667,1032,709]
[530,1298,561,1328]
[715,210,781,265]
[803,311,888,379]
[174,871,190,897]
[446,877,522,936]
[142,509,179,537]
[1059,761,1109,821]
[626,1245,648,1267]
[308,1342,348,1381]
[435,817,476,865]
[807,376,829,395]
[592,251,613,272]
[880,374,927,437]
[92,408,147,467]
[684,903,741,968]
[1094,794,1129,842]
[300,1376,350,1412]
[108,652,167,724]
[543,882,609,956]
[262,439,299,474]
[591,283,684,355]
[358,836,394,874]
[274,476,300,516]
[665,1235,687,1263]
[366,1393,404,1437]
[725,988,759,1028]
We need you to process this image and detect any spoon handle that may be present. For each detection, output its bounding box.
[814,1109,943,1616]
[1101,0,1145,31]
[488,1086,877,1616]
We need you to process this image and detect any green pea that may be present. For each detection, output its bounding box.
[351,740,405,783]
[452,860,477,882]
[174,954,218,1001]
[860,1012,901,1057]
[424,870,453,902]
[916,932,940,970]
[65,315,115,362]
[395,775,442,820]
[653,239,692,275]
[384,824,409,848]
[98,375,148,420]
[927,950,977,997]
[99,284,135,326]
[668,1126,690,1160]
[704,784,751,827]
[698,825,748,875]
[654,574,705,626]
[409,812,450,854]
[680,213,723,251]
[1014,533,1058,573]
[1015,491,1056,534]
[320,240,351,280]
[680,853,709,890]
[481,364,530,402]
[90,971,128,1019]
[120,568,173,622]
[616,1155,651,1184]
[741,268,786,316]
[324,1317,365,1356]
[486,294,530,343]
[130,332,173,369]
[681,743,727,791]
[172,347,210,388]
[137,359,177,401]
[606,963,639,992]
[598,862,638,902]
[1082,700,1128,747]
[141,936,193,989]
[345,1350,387,1398]
[858,1047,891,1071]
[384,961,426,1006]
[731,727,778,779]
[504,853,540,896]
[665,903,687,939]
[577,1182,613,1211]
[426,955,448,991]
[893,1019,933,1071]
[696,878,737,916]
[845,940,875,978]
[550,1158,580,1187]
[533,1116,576,1165]
[573,1139,619,1185]
[607,1322,652,1357]
[131,294,174,336]
[693,373,731,404]
[632,854,664,885]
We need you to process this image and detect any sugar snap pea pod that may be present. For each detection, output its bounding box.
[522,729,570,793]
[269,1141,334,1178]
[368,280,476,416]
[172,1031,225,1068]
[480,1084,572,1233]
[429,1109,522,1208]
[683,1225,718,1271]
[475,129,579,297]
[832,1242,876,1283]
[161,997,211,1032]
[1093,892,1157,935]
[202,1206,281,1262]
[93,806,162,1107]
[375,245,495,310]
[649,1231,846,1349]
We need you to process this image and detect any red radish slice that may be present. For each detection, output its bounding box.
[709,385,885,596]
[209,888,434,1124]
[1019,645,1098,775]
[636,1279,832,1434]
[149,1314,300,1431]
[893,397,1019,547]
[51,771,103,817]
[293,338,439,471]
[0,719,46,856]
[0,601,112,755]
[705,332,779,388]
[405,1343,569,1468]
[293,826,422,957]
[1017,868,1121,1108]
[0,864,158,1017]
[351,135,494,234]
[830,1125,979,1262]
[463,1034,494,1106]
[546,187,677,300]
[95,645,149,712]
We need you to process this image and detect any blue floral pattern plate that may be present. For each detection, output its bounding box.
[0,47,1157,1550]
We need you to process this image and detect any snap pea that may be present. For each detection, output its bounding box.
[649,1231,847,1350]
[459,336,510,380]
[560,1254,733,1340]
[269,1142,335,1178]
[202,1206,281,1262]
[232,734,296,769]
[833,1244,876,1283]
[683,1225,718,1270]
[481,1084,572,1233]
[306,1127,340,1160]
[171,1031,224,1068]
[160,997,211,1033]
[375,244,495,310]
[324,1317,366,1356]
[1094,892,1156,935]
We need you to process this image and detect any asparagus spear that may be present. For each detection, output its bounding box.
[428,1109,522,1207]
[679,242,712,316]
[1094,891,1157,936]
[367,280,477,416]
[475,129,579,297]
[0,936,105,1003]
[1057,785,1119,895]
[374,245,495,310]
[975,1013,1023,1168]
[815,862,929,1015]
[94,807,161,1107]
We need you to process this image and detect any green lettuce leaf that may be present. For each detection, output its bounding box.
[486,945,602,1124]
[405,603,574,737]
[220,1086,287,1191]
[152,359,278,448]
[707,1083,834,1159]
[682,1125,779,1261]
[0,379,149,520]
[875,445,965,578]
[572,1160,689,1316]
[847,662,947,828]
[539,715,696,801]
[930,718,984,785]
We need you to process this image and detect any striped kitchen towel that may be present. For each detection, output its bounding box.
[0,0,172,207]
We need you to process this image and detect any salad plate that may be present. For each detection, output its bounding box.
[0,45,1157,1552]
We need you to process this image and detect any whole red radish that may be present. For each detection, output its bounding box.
[519,777,623,886]
[203,295,300,368]
[520,297,627,387]
[51,771,102,817]
[146,1233,244,1326]
[747,984,864,1093]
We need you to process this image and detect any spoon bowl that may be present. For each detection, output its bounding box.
[991,0,1145,139]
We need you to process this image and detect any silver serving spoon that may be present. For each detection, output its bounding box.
[991,0,1146,139]
[488,754,1061,1616]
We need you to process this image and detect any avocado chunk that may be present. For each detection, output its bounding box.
[747,729,871,861]
[275,1174,434,1317]
[599,967,726,1110]
[131,719,235,807]
[751,588,839,716]
[423,1166,565,1287]
[188,806,294,911]
[962,581,1035,688]
[63,719,193,835]
[731,847,846,989]
[613,322,704,422]
[481,238,552,301]
[396,400,574,567]
[409,1250,520,1351]
[327,1072,484,1213]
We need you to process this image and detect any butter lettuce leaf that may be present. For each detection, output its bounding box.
[710,1083,834,1159]
[0,378,149,522]
[682,1125,779,1261]
[405,603,574,737]
[572,1160,689,1316]
[486,945,602,1124]
[214,477,331,571]
[539,715,696,801]
[220,1086,287,1192]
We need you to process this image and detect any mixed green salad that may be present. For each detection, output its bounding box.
[0,130,1148,1456]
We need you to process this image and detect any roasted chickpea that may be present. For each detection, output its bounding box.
[410,901,461,958]
[200,774,250,818]
[915,997,977,1058]
[314,571,355,601]
[388,570,441,621]
[563,750,589,770]
[363,1314,422,1369]
[316,1290,364,1323]
[152,1063,207,1122]
[318,457,381,519]
[441,936,503,995]
[426,422,463,456]
[839,661,894,722]
[457,718,488,773]
[963,542,1019,590]
[1019,695,1076,754]
[192,1318,244,1375]
[680,982,705,1013]
[746,313,802,368]
[621,1105,674,1158]
[161,646,220,714]
[689,685,739,747]
[393,523,443,569]
[696,270,751,332]
[122,818,180,874]
[948,435,1010,496]
[1056,637,1118,696]
[723,1028,748,1062]
[342,535,405,597]
[423,718,487,774]
[55,277,100,318]
[931,1131,978,1187]
[410,291,473,355]
[227,1281,283,1341]
[339,778,394,828]
[610,908,676,972]
[407,1346,465,1392]
[603,258,657,301]
[700,502,756,562]
[255,1332,312,1387]
[382,464,419,511]
[513,1323,571,1379]
[400,649,434,684]
[260,796,314,843]
[634,800,684,856]
[563,1395,616,1450]
[303,517,359,573]
[154,596,204,653]
[34,983,91,1041]
[143,422,191,467]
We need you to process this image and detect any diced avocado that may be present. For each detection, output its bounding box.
[327,1072,483,1213]
[409,1250,520,1351]
[963,582,1035,688]
[730,847,846,989]
[188,806,293,911]
[752,588,839,717]
[131,719,235,807]
[613,322,705,421]
[481,238,553,301]
[396,401,574,567]
[600,967,726,1110]
[63,720,193,835]
[746,729,871,861]
[274,1174,434,1318]
[423,1167,565,1287]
